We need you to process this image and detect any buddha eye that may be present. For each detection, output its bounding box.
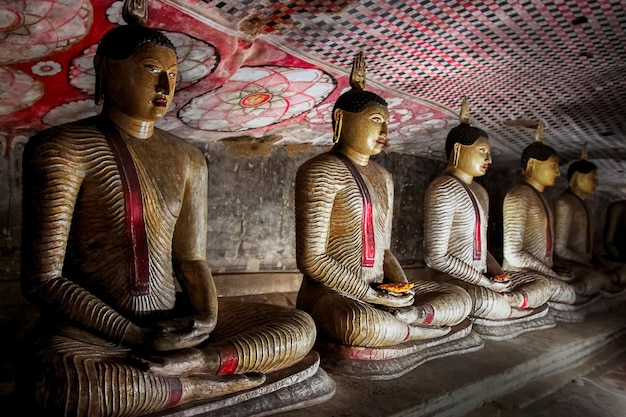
[144,64,160,74]
[168,71,177,79]
[371,115,384,123]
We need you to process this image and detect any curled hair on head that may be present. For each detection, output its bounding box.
[444,123,488,159]
[567,159,597,181]
[96,25,176,61]
[520,141,558,170]
[331,90,387,131]
[444,97,488,159]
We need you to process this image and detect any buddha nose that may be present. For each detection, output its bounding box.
[381,122,388,137]
[157,71,171,95]
[486,152,492,164]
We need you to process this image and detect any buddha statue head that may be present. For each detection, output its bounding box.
[567,144,598,199]
[94,23,178,136]
[332,52,389,165]
[445,97,491,182]
[520,121,560,191]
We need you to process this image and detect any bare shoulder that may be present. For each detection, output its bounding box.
[471,181,488,200]
[368,159,392,180]
[153,128,206,167]
[556,190,577,205]
[608,200,626,213]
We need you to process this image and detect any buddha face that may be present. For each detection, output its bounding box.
[527,155,560,187]
[572,169,598,195]
[100,43,178,122]
[454,136,492,178]
[335,104,389,156]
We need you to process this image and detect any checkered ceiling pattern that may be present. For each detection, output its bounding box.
[184,0,626,182]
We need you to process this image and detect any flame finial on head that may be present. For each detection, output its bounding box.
[459,96,470,124]
[122,0,148,26]
[349,51,366,92]
[581,143,589,160]
[534,120,546,142]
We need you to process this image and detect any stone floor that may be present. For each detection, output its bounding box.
[472,349,626,417]
[2,295,626,417]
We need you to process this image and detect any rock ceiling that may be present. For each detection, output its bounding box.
[1,0,625,192]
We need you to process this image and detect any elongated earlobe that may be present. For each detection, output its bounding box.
[524,159,534,177]
[452,143,461,168]
[94,74,103,106]
[94,55,104,106]
[333,109,343,144]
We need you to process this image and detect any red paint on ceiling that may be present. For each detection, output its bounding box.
[1,0,625,190]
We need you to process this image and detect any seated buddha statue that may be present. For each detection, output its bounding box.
[424,102,558,325]
[554,147,624,289]
[296,52,473,354]
[604,200,626,263]
[501,124,579,305]
[19,18,321,417]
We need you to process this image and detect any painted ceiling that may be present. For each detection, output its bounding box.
[1,0,625,192]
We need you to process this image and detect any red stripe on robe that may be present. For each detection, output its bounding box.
[217,344,239,375]
[96,117,150,296]
[166,377,183,408]
[524,183,553,257]
[334,152,375,267]
[568,189,592,254]
[449,175,482,260]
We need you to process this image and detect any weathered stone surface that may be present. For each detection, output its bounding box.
[272,303,626,417]
[0,138,617,282]
[472,304,557,341]
[314,319,483,380]
[145,351,336,417]
[550,288,626,323]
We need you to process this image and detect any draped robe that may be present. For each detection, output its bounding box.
[553,189,616,294]
[424,176,557,319]
[20,119,316,417]
[295,152,471,347]
[502,183,585,301]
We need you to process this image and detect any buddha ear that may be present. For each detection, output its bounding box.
[451,142,461,168]
[333,109,344,144]
[524,158,535,176]
[569,171,580,188]
[93,55,104,106]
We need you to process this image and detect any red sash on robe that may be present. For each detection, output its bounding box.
[95,117,150,296]
[334,152,375,267]
[567,189,592,254]
[523,183,553,257]
[448,175,482,261]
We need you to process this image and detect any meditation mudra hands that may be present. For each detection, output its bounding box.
[363,285,414,308]
[479,274,514,293]
[552,266,575,282]
[125,314,217,352]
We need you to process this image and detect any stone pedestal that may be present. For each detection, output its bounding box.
[145,352,335,417]
[548,286,626,324]
[472,304,557,341]
[277,303,626,417]
[314,319,483,380]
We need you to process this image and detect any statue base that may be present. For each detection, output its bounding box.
[145,351,335,417]
[471,304,556,341]
[313,319,483,380]
[549,294,603,323]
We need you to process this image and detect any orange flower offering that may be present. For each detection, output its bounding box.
[377,282,417,294]
[493,273,510,282]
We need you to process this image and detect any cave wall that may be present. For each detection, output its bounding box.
[0,136,617,300]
